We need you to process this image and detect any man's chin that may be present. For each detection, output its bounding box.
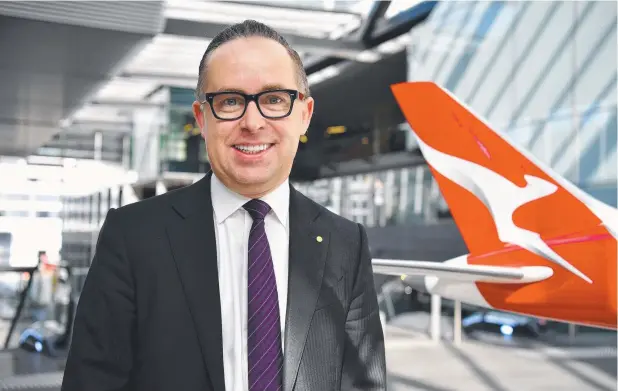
[232,167,274,186]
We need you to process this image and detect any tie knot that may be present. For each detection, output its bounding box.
[243,199,271,221]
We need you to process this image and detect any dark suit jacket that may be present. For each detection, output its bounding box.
[61,172,386,391]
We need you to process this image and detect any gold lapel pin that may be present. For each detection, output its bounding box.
[316,235,323,243]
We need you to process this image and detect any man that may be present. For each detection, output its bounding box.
[62,20,386,391]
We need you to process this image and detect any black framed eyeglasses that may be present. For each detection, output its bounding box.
[197,89,305,121]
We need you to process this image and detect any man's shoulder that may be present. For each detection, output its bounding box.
[295,190,361,236]
[110,182,196,223]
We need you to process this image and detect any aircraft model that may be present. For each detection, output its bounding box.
[372,81,617,330]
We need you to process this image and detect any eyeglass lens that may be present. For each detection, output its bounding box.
[212,91,293,119]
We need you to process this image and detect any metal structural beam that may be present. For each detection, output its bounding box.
[91,100,165,108]
[163,18,367,60]
[67,120,133,133]
[317,151,425,179]
[304,56,343,76]
[120,71,196,83]
[303,1,437,75]
[358,1,391,43]
[368,1,437,46]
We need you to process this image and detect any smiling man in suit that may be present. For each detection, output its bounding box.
[62,20,386,391]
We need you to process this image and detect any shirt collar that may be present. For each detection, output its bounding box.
[210,173,290,227]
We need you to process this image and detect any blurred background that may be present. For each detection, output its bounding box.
[0,1,616,390]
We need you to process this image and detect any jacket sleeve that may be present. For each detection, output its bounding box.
[340,223,387,390]
[62,208,136,391]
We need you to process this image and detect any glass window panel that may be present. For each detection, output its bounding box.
[164,0,362,36]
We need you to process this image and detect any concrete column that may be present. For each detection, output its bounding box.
[94,131,102,161]
[122,135,131,170]
[132,106,164,181]
[568,323,577,344]
[430,294,442,343]
[453,300,462,346]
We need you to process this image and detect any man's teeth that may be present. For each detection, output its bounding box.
[234,144,271,153]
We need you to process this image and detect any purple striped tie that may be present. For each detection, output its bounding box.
[244,199,283,391]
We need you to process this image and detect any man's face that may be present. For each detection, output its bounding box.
[193,36,314,198]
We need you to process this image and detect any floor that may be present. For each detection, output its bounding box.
[384,314,617,391]
[0,315,616,391]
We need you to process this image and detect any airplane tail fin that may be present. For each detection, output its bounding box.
[390,81,616,328]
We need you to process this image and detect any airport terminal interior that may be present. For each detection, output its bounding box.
[0,1,617,390]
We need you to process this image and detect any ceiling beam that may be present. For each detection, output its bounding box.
[368,1,437,46]
[67,120,133,130]
[358,1,391,43]
[304,56,343,75]
[119,71,196,82]
[91,99,165,108]
[163,18,367,60]
[303,1,437,76]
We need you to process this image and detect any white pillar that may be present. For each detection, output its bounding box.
[156,180,167,196]
[94,131,102,161]
[383,288,396,320]
[568,323,577,344]
[132,106,163,180]
[430,294,442,343]
[453,300,462,346]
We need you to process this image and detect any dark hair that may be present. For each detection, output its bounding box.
[195,20,310,98]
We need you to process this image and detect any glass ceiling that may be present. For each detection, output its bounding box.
[95,77,162,102]
[257,0,371,13]
[163,0,364,39]
[76,0,421,123]
[123,34,211,78]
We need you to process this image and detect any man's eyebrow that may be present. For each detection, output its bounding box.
[215,87,245,93]
[260,83,287,91]
[214,84,289,94]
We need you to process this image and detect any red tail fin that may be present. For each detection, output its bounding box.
[391,81,616,328]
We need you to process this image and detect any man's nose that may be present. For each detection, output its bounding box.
[240,101,265,132]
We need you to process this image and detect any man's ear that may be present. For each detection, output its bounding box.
[302,97,314,133]
[192,101,205,130]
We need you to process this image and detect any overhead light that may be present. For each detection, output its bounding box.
[94,77,159,102]
[327,126,346,135]
[123,34,210,77]
[59,118,73,129]
[355,50,382,62]
[26,156,64,166]
[376,39,405,54]
[307,64,341,86]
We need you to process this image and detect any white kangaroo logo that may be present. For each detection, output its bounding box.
[416,137,593,284]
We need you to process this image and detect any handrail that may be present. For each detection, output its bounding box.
[0,266,38,274]
[1,263,40,349]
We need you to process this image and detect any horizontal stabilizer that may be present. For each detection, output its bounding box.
[372,258,553,284]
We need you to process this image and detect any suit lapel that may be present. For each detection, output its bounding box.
[283,187,330,391]
[166,173,225,391]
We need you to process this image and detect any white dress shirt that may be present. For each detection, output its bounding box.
[210,173,290,391]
